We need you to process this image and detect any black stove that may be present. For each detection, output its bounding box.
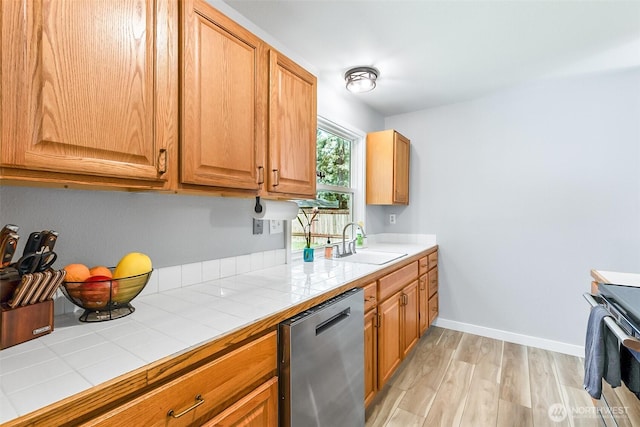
[598,283,640,341]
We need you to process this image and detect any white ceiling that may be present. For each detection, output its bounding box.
[223,0,640,117]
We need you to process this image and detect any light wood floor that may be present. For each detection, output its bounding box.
[365,327,624,427]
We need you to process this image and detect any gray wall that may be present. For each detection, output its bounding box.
[0,187,284,268]
[379,69,640,347]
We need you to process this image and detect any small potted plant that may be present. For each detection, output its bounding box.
[298,207,319,262]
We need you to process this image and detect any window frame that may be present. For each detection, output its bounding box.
[287,116,366,258]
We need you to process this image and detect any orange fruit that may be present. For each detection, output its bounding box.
[63,263,91,283]
[89,266,113,278]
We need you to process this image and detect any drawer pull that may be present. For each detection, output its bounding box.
[167,394,205,418]
[365,296,376,302]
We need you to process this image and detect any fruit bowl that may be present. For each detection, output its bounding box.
[60,269,152,322]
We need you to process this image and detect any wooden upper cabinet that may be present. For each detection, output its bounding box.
[1,0,177,188]
[366,129,410,205]
[181,0,267,190]
[267,50,317,197]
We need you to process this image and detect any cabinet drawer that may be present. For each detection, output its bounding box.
[428,267,438,298]
[428,251,438,269]
[418,256,429,277]
[428,293,438,325]
[378,262,418,302]
[84,331,277,426]
[363,281,377,312]
[202,377,278,426]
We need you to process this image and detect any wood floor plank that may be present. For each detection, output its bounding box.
[561,385,601,427]
[613,383,640,426]
[500,342,532,408]
[496,399,533,427]
[601,382,634,427]
[422,359,474,426]
[397,380,437,418]
[459,376,499,427]
[454,332,483,364]
[552,352,584,389]
[385,408,425,427]
[528,346,570,427]
[436,328,464,351]
[365,385,406,427]
[391,348,427,391]
[474,336,503,384]
[417,348,456,390]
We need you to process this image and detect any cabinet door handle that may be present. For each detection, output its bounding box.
[157,148,167,175]
[272,169,280,186]
[257,166,264,185]
[375,313,381,327]
[167,394,205,418]
[401,294,408,306]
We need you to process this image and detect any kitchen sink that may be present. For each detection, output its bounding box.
[334,251,407,265]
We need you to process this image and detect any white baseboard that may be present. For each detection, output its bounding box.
[433,317,585,358]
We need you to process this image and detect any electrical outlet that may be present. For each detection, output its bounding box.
[270,219,283,234]
[389,214,396,225]
[253,219,264,235]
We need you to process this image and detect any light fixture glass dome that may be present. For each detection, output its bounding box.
[345,67,379,93]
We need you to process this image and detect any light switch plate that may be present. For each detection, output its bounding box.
[253,219,264,235]
[270,219,283,234]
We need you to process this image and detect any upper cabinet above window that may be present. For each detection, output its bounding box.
[0,0,178,190]
[366,130,410,205]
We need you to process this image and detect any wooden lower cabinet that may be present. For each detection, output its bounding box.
[429,293,439,326]
[418,274,429,335]
[364,308,378,407]
[203,377,278,427]
[377,293,402,388]
[82,332,277,426]
[402,280,419,359]
[377,282,420,387]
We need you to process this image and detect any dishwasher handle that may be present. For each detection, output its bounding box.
[315,308,351,336]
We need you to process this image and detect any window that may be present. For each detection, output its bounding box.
[291,118,364,251]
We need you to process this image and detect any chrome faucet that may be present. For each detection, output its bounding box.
[335,222,366,258]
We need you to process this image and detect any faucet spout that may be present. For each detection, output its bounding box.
[341,222,366,256]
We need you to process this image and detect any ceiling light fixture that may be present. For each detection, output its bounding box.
[345,66,379,93]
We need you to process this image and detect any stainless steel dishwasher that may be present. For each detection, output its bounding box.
[279,287,364,427]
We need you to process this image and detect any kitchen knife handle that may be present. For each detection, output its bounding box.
[23,232,43,255]
[167,395,204,419]
[157,149,167,175]
[1,234,18,268]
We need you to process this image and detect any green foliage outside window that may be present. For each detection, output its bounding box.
[317,129,351,187]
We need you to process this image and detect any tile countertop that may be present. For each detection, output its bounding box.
[0,240,436,423]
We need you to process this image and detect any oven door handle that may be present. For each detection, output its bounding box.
[584,293,640,353]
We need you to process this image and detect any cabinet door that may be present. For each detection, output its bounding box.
[377,293,402,388]
[202,377,278,427]
[267,50,316,197]
[181,0,266,190]
[402,280,419,358]
[1,0,176,186]
[393,132,410,204]
[418,274,429,336]
[429,293,439,326]
[428,267,438,298]
[364,309,377,407]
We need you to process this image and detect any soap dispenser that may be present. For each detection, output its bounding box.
[324,237,333,259]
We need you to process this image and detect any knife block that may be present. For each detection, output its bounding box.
[0,300,54,349]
